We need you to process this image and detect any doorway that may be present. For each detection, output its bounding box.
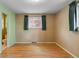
[2,13,7,50]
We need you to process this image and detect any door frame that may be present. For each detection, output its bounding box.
[1,13,7,51]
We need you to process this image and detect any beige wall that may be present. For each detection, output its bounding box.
[16,14,55,43]
[55,6,79,57]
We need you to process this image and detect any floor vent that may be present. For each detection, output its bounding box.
[32,42,37,44]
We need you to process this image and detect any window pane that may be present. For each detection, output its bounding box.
[77,3,79,27]
[28,16,42,28]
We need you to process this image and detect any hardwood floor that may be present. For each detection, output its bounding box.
[0,43,73,58]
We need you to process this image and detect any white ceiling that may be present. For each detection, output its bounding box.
[0,0,74,14]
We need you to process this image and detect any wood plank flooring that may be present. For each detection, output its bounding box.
[0,43,73,58]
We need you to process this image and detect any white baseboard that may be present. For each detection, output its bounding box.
[16,42,33,44]
[55,43,78,58]
[37,42,56,43]
[16,42,56,44]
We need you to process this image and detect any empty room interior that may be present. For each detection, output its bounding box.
[0,0,79,58]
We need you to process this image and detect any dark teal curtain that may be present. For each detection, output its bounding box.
[69,1,78,31]
[42,15,46,30]
[24,15,28,30]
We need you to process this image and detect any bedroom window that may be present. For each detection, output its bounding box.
[28,16,42,29]
[24,15,46,30]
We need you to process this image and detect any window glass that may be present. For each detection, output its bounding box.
[28,16,42,28]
